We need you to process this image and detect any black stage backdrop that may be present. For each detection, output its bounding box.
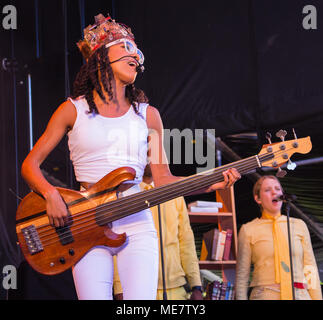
[0,0,322,299]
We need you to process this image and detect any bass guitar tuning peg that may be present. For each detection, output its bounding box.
[287,159,297,171]
[291,128,299,148]
[276,129,287,141]
[265,132,272,144]
[276,167,287,178]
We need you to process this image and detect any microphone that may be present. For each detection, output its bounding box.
[109,56,144,74]
[136,63,145,73]
[274,193,297,202]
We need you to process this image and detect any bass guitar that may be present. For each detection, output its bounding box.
[16,135,312,275]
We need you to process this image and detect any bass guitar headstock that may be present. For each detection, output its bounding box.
[257,129,312,177]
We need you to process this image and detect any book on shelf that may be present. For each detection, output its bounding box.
[209,281,235,300]
[222,229,233,261]
[201,228,233,261]
[227,282,235,300]
[214,230,227,261]
[211,281,222,300]
[220,281,227,300]
[200,228,219,261]
[188,200,223,209]
[225,282,231,300]
[189,206,219,213]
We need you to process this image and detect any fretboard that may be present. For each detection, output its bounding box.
[94,153,273,224]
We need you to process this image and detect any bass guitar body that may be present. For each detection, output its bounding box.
[16,167,135,275]
[16,135,312,275]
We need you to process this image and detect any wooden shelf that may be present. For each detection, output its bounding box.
[189,211,233,223]
[199,260,236,268]
[189,186,238,287]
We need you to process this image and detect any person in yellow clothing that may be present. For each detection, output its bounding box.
[235,175,322,300]
[113,165,203,300]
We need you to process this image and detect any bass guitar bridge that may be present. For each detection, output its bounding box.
[21,225,43,255]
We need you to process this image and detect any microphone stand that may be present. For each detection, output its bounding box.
[157,204,167,300]
[285,198,296,300]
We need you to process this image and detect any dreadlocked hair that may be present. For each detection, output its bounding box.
[72,46,149,115]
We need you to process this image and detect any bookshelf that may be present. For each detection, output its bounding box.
[188,186,238,285]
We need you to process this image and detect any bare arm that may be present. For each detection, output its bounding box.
[146,105,178,186]
[146,106,240,191]
[21,100,76,227]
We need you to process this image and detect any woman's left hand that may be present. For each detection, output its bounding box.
[206,168,241,192]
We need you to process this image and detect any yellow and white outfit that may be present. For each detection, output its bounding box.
[235,215,322,300]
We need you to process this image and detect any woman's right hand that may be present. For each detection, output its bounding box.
[45,189,69,228]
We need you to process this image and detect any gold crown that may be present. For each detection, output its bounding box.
[77,13,134,60]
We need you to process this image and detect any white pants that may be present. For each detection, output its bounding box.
[72,230,158,300]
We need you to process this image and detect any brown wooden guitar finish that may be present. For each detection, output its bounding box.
[16,136,312,275]
[16,167,134,275]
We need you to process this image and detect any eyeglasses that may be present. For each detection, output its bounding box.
[105,38,144,65]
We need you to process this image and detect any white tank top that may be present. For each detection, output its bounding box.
[67,96,149,184]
